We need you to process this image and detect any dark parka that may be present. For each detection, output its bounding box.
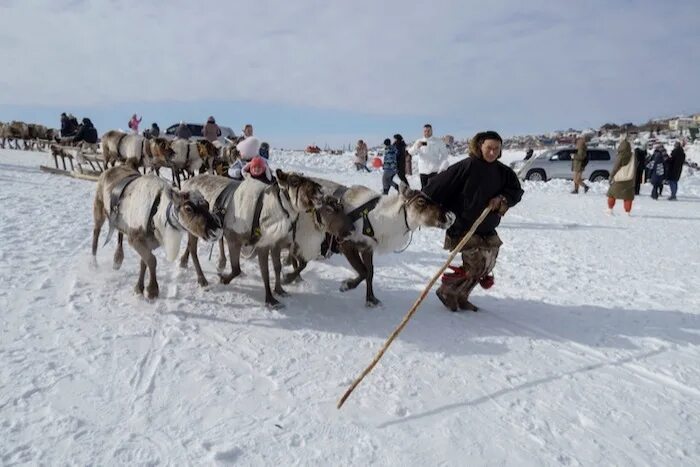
[668,146,686,181]
[607,140,635,201]
[422,139,524,238]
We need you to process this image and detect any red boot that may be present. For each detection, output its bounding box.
[479,274,494,289]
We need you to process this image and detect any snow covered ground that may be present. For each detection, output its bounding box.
[1,147,699,466]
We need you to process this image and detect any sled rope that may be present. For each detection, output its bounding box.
[337,206,492,409]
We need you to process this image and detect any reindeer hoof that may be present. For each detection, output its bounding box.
[340,279,356,292]
[274,287,288,296]
[179,259,188,269]
[366,297,381,308]
[217,262,226,273]
[146,283,159,299]
[112,261,123,271]
[266,299,284,309]
[198,277,209,287]
[134,283,145,295]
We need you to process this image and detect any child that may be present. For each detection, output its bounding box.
[243,156,273,184]
[382,138,399,194]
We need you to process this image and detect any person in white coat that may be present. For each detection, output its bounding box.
[408,123,450,188]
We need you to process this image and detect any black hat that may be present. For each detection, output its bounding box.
[383,138,391,146]
[475,131,502,146]
[394,134,403,141]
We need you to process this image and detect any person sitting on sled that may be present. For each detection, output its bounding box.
[243,155,273,184]
[422,131,523,312]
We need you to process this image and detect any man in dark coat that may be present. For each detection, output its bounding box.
[393,134,409,185]
[634,146,646,195]
[70,118,98,144]
[667,142,686,200]
[422,130,523,312]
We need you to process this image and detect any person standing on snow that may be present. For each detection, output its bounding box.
[422,131,523,312]
[571,137,589,194]
[393,134,409,185]
[634,145,646,195]
[648,144,667,200]
[408,123,450,188]
[381,138,399,194]
[128,114,142,134]
[354,139,370,172]
[606,136,636,215]
[667,141,686,200]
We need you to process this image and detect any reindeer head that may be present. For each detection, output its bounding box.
[399,183,455,230]
[168,189,223,242]
[315,195,354,240]
[276,169,323,211]
[150,137,175,162]
[196,140,219,163]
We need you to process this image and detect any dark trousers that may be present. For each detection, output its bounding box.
[355,163,370,172]
[420,172,437,189]
[634,169,644,195]
[669,180,678,198]
[382,170,399,194]
[652,183,663,199]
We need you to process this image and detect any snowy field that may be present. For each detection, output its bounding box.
[1,147,699,466]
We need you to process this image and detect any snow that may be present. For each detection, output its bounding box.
[1,147,699,466]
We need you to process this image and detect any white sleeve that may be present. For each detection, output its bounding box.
[408,140,422,156]
[438,141,450,172]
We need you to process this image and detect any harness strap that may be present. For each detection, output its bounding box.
[213,180,241,223]
[332,185,349,199]
[185,143,191,165]
[249,190,266,243]
[165,200,181,230]
[115,133,127,160]
[103,173,141,246]
[147,192,162,234]
[346,196,381,238]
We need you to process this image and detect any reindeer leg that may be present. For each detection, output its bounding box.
[92,198,106,258]
[217,237,227,273]
[283,255,307,284]
[130,237,158,299]
[339,243,367,292]
[135,260,147,296]
[360,248,380,307]
[179,241,190,268]
[271,243,287,296]
[219,232,242,284]
[113,233,124,270]
[187,233,208,286]
[257,246,281,308]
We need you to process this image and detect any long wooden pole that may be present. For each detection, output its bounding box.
[337,206,493,409]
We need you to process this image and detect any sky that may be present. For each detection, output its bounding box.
[0,0,698,148]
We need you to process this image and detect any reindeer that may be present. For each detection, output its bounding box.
[101,130,174,171]
[333,182,455,307]
[168,139,220,188]
[91,160,223,299]
[179,170,327,307]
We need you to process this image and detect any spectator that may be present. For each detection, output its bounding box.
[128,114,142,134]
[259,142,270,159]
[175,121,192,139]
[667,141,686,200]
[408,123,450,188]
[606,137,636,215]
[202,116,221,142]
[633,145,646,195]
[354,139,370,172]
[571,137,589,194]
[59,112,73,137]
[242,124,254,138]
[382,138,399,194]
[648,145,667,200]
[393,134,409,185]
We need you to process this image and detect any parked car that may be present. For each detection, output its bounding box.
[164,122,236,144]
[515,146,615,182]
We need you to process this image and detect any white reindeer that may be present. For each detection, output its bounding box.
[333,182,455,306]
[179,170,328,307]
[91,160,223,299]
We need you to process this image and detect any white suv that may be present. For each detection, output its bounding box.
[515,146,615,182]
